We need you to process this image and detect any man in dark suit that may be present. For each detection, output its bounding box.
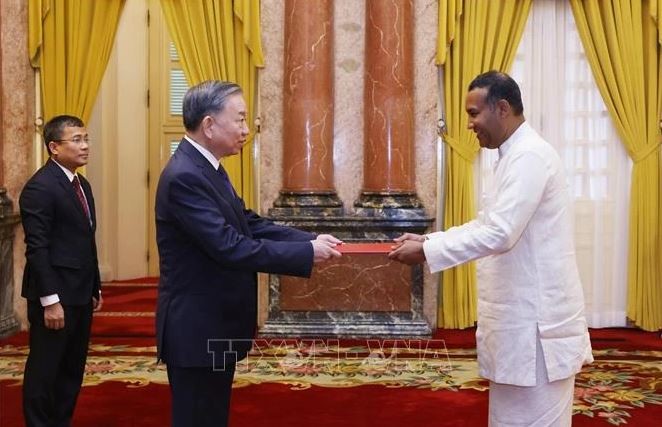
[155,80,342,427]
[19,115,102,427]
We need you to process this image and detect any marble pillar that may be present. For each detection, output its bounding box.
[1,0,35,332]
[0,11,19,336]
[261,0,434,338]
[355,0,426,218]
[270,0,342,217]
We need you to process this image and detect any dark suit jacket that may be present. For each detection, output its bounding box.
[155,139,314,367]
[19,159,101,306]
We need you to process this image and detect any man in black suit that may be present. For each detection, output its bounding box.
[20,115,102,427]
[155,80,342,427]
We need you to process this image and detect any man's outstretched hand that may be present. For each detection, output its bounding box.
[389,234,426,265]
[311,234,343,263]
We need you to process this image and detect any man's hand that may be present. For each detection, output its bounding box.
[44,302,65,330]
[316,234,343,246]
[93,294,103,312]
[311,236,342,263]
[394,232,426,243]
[388,240,426,265]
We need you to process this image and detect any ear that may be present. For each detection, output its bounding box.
[201,116,214,138]
[48,141,59,155]
[496,99,511,117]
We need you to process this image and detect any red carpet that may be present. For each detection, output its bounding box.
[91,282,157,337]
[1,279,661,426]
[2,369,661,426]
[100,286,157,313]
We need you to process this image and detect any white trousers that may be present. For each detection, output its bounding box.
[488,337,575,426]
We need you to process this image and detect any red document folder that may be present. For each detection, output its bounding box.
[336,242,395,254]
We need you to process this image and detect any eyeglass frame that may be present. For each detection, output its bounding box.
[53,136,91,145]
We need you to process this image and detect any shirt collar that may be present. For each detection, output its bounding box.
[498,121,529,159]
[184,135,220,170]
[52,159,77,182]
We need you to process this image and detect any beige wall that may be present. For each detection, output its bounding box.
[88,0,149,280]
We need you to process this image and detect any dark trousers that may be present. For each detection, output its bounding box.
[23,301,93,427]
[166,363,236,427]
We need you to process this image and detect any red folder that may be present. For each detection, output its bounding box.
[336,242,395,254]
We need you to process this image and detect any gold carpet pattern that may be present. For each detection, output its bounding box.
[1,342,660,425]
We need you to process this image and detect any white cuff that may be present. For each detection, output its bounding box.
[40,294,60,307]
[426,231,445,240]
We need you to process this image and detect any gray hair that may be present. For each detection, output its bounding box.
[182,80,243,131]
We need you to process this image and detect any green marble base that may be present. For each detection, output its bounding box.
[269,191,344,217]
[267,216,433,241]
[353,191,427,219]
[0,188,19,338]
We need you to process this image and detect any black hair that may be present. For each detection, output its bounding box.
[468,71,524,115]
[43,115,85,155]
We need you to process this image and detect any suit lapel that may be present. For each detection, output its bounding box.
[47,160,92,229]
[178,140,251,236]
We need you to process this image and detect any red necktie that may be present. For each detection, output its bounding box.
[72,175,91,221]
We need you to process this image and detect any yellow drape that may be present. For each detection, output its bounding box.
[160,0,264,208]
[435,0,532,329]
[571,0,662,331]
[28,0,125,123]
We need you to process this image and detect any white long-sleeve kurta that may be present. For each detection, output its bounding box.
[424,122,593,386]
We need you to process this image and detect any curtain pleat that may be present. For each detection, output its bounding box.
[570,0,661,331]
[28,0,125,123]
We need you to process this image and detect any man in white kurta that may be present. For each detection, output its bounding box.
[389,71,593,426]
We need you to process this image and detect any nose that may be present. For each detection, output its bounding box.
[467,120,474,130]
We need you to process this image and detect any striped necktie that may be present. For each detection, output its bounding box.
[72,175,91,222]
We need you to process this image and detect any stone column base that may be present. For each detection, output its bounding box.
[269,191,344,217]
[0,188,20,338]
[354,191,427,219]
[0,315,19,338]
[260,216,434,338]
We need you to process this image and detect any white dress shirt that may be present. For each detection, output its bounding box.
[423,121,593,386]
[185,135,220,170]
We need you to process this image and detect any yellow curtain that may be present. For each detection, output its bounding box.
[160,0,264,208]
[28,0,125,123]
[435,0,532,328]
[571,0,662,331]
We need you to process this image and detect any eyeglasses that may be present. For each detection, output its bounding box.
[55,137,91,145]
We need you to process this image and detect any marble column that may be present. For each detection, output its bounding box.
[0,47,15,335]
[1,0,35,333]
[355,0,425,218]
[260,0,434,338]
[269,0,343,217]
[0,24,19,337]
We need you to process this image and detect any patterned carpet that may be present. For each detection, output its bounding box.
[1,339,661,425]
[1,281,660,426]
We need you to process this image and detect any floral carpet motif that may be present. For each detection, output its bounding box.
[1,343,660,425]
[574,360,662,425]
